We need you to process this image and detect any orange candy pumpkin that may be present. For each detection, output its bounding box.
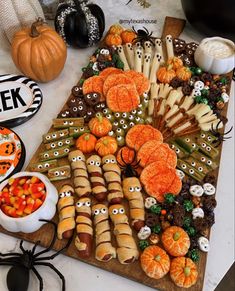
[176,66,192,81]
[170,257,198,288]
[95,136,118,157]
[106,84,139,113]
[167,57,183,70]
[105,33,122,47]
[162,226,190,257]
[140,246,170,279]
[83,76,105,101]
[121,30,137,44]
[89,113,112,137]
[109,24,124,35]
[157,65,176,83]
[76,133,97,154]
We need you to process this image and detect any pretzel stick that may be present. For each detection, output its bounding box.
[165,34,174,60]
[124,43,135,69]
[149,52,162,83]
[143,53,151,78]
[117,45,130,71]
[148,83,160,116]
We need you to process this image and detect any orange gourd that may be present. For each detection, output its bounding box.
[105,33,122,47]
[170,257,198,288]
[76,133,97,154]
[162,226,190,257]
[140,246,170,279]
[109,24,124,35]
[167,57,183,70]
[11,18,67,83]
[95,136,118,157]
[89,113,112,137]
[176,66,192,81]
[157,65,176,84]
[121,30,137,44]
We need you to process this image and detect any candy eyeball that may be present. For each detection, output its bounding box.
[192,89,201,97]
[93,209,100,216]
[198,236,210,252]
[85,201,91,207]
[145,197,157,209]
[221,92,229,103]
[189,185,204,197]
[59,192,65,198]
[76,202,83,208]
[176,169,185,180]
[112,208,118,215]
[203,183,216,195]
[119,208,125,214]
[101,208,107,214]
[129,187,135,192]
[137,226,151,240]
[135,186,141,192]
[192,207,204,220]
[194,80,205,90]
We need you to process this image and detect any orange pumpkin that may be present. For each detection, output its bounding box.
[105,33,122,47]
[109,24,124,35]
[140,246,170,279]
[121,30,137,44]
[176,66,192,81]
[89,113,112,137]
[95,136,118,157]
[170,257,198,288]
[157,65,176,84]
[167,57,183,70]
[11,18,67,83]
[116,146,135,166]
[162,226,190,257]
[76,133,97,154]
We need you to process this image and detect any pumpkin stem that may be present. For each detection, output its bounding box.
[173,232,180,241]
[167,64,173,71]
[30,18,45,38]
[184,267,191,277]
[154,255,161,262]
[103,139,109,145]
[96,113,103,123]
[84,134,90,141]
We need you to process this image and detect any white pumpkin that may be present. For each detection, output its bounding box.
[0,172,58,233]
[0,0,45,46]
[194,37,235,75]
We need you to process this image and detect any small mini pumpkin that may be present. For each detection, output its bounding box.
[76,133,97,154]
[95,136,118,157]
[170,257,198,288]
[89,113,112,137]
[121,29,137,44]
[105,33,122,47]
[157,65,176,83]
[109,24,124,35]
[140,246,170,279]
[167,57,184,70]
[11,18,67,83]
[116,146,135,166]
[176,66,192,81]
[162,226,190,257]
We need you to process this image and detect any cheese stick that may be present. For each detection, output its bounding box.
[143,53,151,78]
[117,45,130,71]
[155,38,164,64]
[134,48,143,72]
[165,34,174,60]
[144,41,152,54]
[149,52,162,83]
[124,43,135,69]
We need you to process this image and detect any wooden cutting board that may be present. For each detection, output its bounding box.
[0,17,232,291]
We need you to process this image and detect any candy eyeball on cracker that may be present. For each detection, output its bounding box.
[203,183,216,195]
[145,197,157,209]
[189,185,204,197]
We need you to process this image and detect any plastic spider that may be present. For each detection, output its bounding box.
[210,121,233,147]
[118,149,141,177]
[0,219,72,291]
[132,26,155,46]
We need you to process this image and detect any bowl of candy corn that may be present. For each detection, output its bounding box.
[0,172,58,233]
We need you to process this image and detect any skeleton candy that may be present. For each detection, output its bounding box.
[57,185,76,240]
[86,155,107,202]
[143,53,151,79]
[192,208,204,220]
[124,43,135,69]
[189,185,204,197]
[149,52,162,83]
[75,197,93,258]
[144,41,153,54]
[198,236,210,252]
[138,226,151,240]
[148,83,160,116]
[203,183,216,195]
[117,45,130,71]
[101,155,124,204]
[92,204,116,262]
[155,38,164,64]
[123,177,145,231]
[165,35,174,59]
[109,204,139,264]
[134,48,143,73]
[68,150,91,197]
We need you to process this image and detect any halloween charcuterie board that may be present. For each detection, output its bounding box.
[0,17,233,291]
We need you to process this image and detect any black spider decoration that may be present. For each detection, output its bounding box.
[0,220,72,291]
[210,121,233,147]
[132,26,155,46]
[118,148,141,177]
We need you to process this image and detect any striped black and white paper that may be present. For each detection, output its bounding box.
[0,74,43,128]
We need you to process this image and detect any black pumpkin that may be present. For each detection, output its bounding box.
[55,0,105,48]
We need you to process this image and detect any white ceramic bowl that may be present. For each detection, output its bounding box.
[194,37,235,74]
[0,172,58,233]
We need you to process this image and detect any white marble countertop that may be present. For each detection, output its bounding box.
[0,1,234,290]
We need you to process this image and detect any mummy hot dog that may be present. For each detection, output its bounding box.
[149,52,162,83]
[57,185,76,239]
[124,43,135,69]
[165,34,174,60]
[92,204,116,262]
[109,204,139,264]
[117,45,130,71]
[75,197,93,258]
[68,150,91,197]
[86,155,108,202]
